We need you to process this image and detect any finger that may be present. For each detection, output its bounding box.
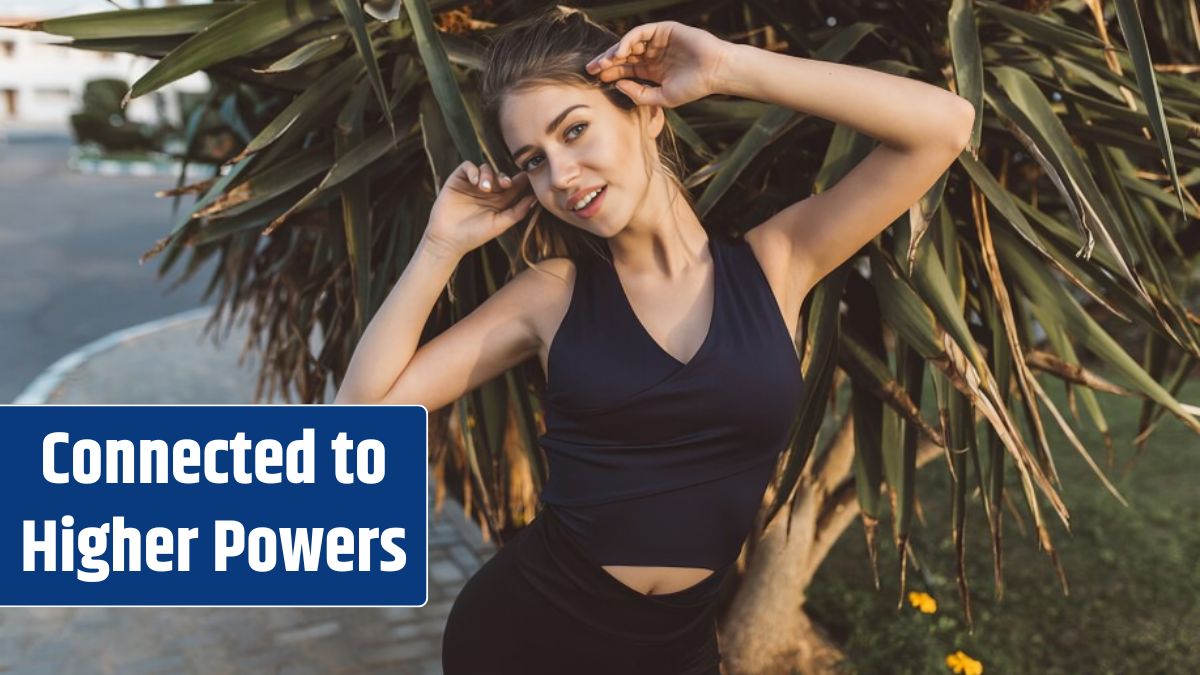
[597,63,639,83]
[616,79,666,107]
[501,194,536,223]
[508,170,531,191]
[585,44,617,74]
[498,171,512,188]
[614,24,658,62]
[591,43,626,72]
[463,161,479,186]
[453,160,472,186]
[639,22,672,61]
[479,163,495,191]
[586,23,659,72]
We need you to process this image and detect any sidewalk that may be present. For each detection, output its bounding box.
[4,310,495,675]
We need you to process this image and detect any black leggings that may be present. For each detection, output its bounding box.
[442,504,729,675]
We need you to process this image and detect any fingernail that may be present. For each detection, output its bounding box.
[481,180,490,189]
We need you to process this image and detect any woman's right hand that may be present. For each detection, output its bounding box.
[423,160,537,259]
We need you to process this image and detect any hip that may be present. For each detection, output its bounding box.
[441,505,726,675]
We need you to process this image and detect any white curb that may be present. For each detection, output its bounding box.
[66,151,216,181]
[12,307,213,405]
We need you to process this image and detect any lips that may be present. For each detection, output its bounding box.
[569,185,606,219]
[567,184,606,211]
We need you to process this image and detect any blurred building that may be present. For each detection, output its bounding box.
[0,0,209,132]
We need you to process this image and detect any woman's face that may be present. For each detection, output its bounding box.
[499,82,663,237]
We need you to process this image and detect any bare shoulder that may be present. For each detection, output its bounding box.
[509,256,577,350]
[743,221,808,338]
[743,221,792,283]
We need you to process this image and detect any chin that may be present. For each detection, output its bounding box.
[564,217,620,239]
[594,222,626,239]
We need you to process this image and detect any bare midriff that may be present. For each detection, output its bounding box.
[601,565,716,596]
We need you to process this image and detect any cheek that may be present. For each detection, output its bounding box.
[589,134,619,166]
[532,186,557,215]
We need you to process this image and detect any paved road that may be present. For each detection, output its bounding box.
[0,287,496,675]
[0,137,496,673]
[0,134,218,403]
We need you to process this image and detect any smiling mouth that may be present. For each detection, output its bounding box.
[569,185,607,213]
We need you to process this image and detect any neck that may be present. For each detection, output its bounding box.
[606,172,709,280]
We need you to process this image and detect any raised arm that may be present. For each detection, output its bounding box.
[335,239,565,411]
[582,21,974,311]
[715,42,976,298]
[334,160,543,411]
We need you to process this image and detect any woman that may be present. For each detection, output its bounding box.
[335,7,974,674]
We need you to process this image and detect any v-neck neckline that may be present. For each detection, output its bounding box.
[605,235,720,369]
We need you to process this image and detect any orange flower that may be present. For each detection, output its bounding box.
[945,649,983,675]
[434,7,473,34]
[432,5,497,34]
[907,590,937,614]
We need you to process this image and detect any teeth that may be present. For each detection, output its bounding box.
[571,187,603,211]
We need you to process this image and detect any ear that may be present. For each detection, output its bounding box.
[639,104,665,140]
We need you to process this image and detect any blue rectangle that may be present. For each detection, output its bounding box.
[0,404,428,607]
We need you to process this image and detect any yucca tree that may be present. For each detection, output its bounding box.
[12,0,1200,671]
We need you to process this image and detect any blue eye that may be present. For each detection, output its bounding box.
[522,122,588,171]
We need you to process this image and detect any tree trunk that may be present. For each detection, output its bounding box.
[719,413,945,674]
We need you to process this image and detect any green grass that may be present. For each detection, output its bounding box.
[804,372,1200,675]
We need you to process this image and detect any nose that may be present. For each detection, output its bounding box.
[547,153,581,204]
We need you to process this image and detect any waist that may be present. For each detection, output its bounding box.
[512,504,728,645]
[544,459,775,571]
[537,435,782,508]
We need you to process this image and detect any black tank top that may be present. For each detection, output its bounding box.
[538,230,804,572]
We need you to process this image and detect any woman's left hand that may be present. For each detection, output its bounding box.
[585,21,732,108]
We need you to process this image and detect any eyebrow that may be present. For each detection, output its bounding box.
[510,104,590,162]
